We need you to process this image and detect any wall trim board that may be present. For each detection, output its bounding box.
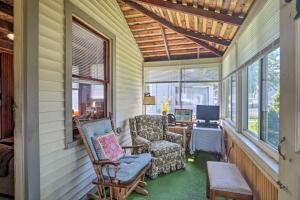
[14,0,40,199]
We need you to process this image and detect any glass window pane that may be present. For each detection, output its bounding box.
[247,61,260,136]
[181,82,219,115]
[262,48,280,148]
[72,80,105,120]
[182,67,219,82]
[225,78,231,119]
[231,75,237,123]
[145,83,179,114]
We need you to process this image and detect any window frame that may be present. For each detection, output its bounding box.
[241,47,280,160]
[65,1,116,148]
[71,17,110,119]
[224,74,237,127]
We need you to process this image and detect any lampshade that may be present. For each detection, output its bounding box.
[143,96,155,105]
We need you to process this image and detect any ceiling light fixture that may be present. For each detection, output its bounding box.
[7,33,14,41]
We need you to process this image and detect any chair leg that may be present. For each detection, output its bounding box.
[138,181,147,188]
[135,185,149,196]
[117,188,126,200]
[210,191,216,200]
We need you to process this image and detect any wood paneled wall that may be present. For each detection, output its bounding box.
[224,130,278,200]
[0,52,14,139]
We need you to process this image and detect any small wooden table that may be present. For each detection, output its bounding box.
[168,125,192,151]
[206,161,253,200]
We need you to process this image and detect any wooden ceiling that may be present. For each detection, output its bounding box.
[0,0,13,53]
[118,0,255,62]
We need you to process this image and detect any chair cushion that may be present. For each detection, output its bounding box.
[207,161,252,196]
[80,119,113,159]
[135,115,164,141]
[95,132,124,161]
[151,140,181,157]
[102,153,152,183]
[91,136,108,160]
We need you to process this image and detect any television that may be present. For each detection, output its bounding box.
[196,105,220,125]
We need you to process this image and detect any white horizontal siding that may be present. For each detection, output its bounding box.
[38,0,143,199]
[222,0,279,78]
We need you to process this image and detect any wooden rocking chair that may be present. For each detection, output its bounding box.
[75,115,151,200]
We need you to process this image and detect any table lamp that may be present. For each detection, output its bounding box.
[143,93,155,114]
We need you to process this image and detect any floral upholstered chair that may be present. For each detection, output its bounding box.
[129,115,186,179]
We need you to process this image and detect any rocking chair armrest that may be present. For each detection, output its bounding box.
[122,144,145,150]
[93,160,120,166]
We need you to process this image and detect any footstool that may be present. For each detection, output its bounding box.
[206,161,253,200]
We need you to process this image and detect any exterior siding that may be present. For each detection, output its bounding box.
[38,0,143,199]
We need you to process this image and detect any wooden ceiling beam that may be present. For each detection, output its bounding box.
[0,19,13,33]
[0,1,13,17]
[144,52,217,62]
[137,0,243,26]
[121,0,225,56]
[160,25,170,60]
[123,0,229,46]
[186,36,223,56]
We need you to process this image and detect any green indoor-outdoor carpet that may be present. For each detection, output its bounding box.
[128,152,224,200]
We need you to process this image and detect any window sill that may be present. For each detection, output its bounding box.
[65,138,82,149]
[222,120,279,184]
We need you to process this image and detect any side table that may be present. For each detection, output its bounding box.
[168,125,192,152]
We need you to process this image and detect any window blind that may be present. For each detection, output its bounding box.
[182,67,219,82]
[72,20,106,81]
[144,67,180,83]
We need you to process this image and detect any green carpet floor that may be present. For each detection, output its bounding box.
[128,152,222,200]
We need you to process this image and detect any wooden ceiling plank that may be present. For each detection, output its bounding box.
[228,25,238,39]
[167,9,174,23]
[216,0,223,13]
[219,23,228,38]
[211,21,218,36]
[160,25,170,60]
[135,0,243,25]
[228,0,238,16]
[121,0,230,47]
[193,0,198,32]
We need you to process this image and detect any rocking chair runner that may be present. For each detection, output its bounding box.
[75,116,152,200]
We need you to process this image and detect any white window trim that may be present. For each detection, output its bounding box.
[243,130,279,162]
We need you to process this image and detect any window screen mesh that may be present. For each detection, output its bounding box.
[72,21,106,80]
[144,67,180,82]
[182,67,219,81]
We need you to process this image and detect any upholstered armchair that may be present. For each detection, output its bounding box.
[129,115,186,179]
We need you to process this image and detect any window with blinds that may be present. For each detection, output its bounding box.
[71,18,109,127]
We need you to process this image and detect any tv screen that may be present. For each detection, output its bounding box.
[196,105,220,122]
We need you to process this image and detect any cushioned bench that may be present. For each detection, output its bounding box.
[206,161,253,200]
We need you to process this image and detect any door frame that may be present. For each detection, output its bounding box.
[14,0,40,199]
